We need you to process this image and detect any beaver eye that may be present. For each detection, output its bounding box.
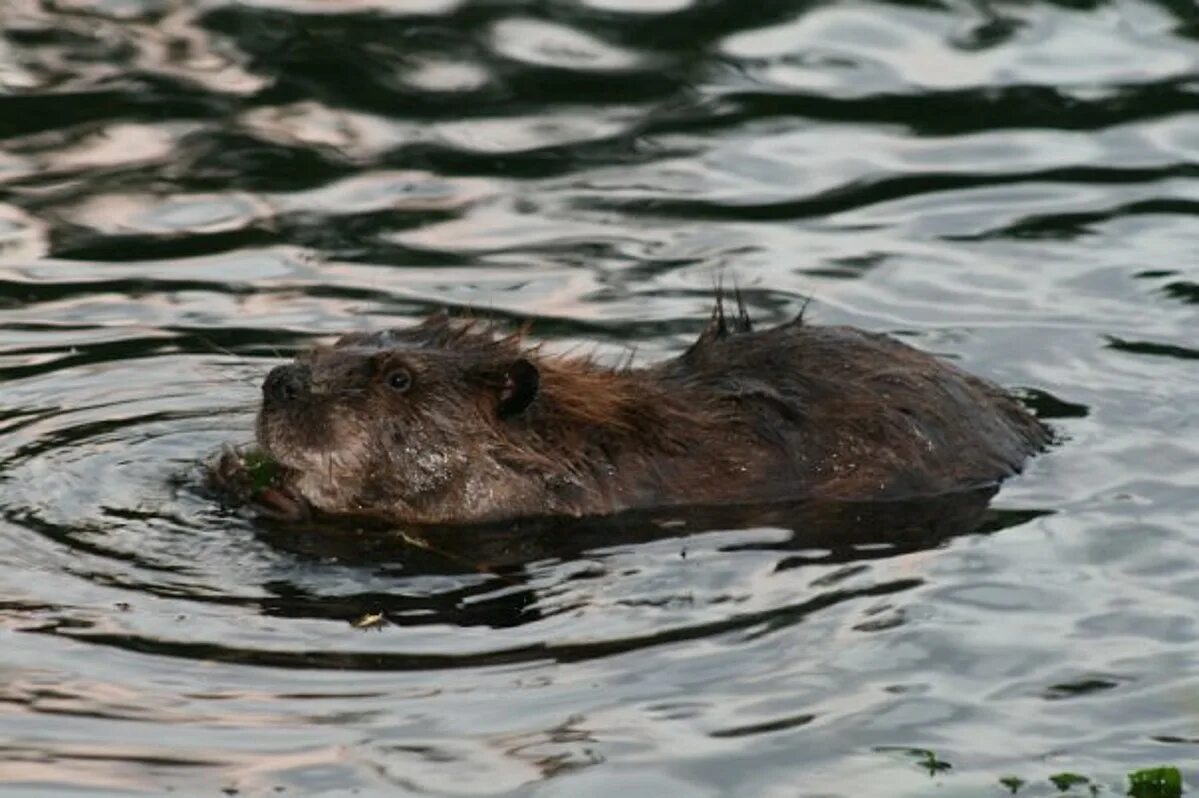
[385,368,413,393]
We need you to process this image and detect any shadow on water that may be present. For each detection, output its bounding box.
[254,484,1023,571]
[28,486,1049,673]
[20,479,1051,672]
[242,486,1047,625]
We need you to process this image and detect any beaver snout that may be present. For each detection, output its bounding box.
[263,364,310,405]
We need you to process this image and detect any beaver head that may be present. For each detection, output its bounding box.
[255,313,731,525]
[255,315,564,523]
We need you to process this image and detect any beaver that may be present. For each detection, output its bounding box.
[238,297,1049,526]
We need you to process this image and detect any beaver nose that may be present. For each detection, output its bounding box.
[263,364,309,405]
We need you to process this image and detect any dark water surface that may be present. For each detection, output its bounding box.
[2,0,1198,795]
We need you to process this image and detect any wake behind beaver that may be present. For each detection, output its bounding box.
[213,297,1050,526]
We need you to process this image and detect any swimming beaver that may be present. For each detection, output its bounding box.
[242,298,1049,526]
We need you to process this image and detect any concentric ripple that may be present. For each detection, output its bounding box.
[1,0,1197,794]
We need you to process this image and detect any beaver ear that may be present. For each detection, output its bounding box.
[498,358,539,418]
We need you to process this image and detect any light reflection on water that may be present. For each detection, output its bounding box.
[0,0,1197,794]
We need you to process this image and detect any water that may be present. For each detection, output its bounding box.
[1,0,1197,795]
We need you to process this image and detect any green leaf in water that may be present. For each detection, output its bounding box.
[1050,773,1091,792]
[918,749,951,775]
[874,746,951,776]
[1127,767,1182,798]
[1000,775,1026,794]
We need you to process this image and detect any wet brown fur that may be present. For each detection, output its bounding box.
[252,298,1050,526]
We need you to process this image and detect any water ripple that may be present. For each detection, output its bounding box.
[1,0,1197,794]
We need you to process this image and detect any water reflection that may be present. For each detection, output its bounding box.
[1,0,1197,793]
